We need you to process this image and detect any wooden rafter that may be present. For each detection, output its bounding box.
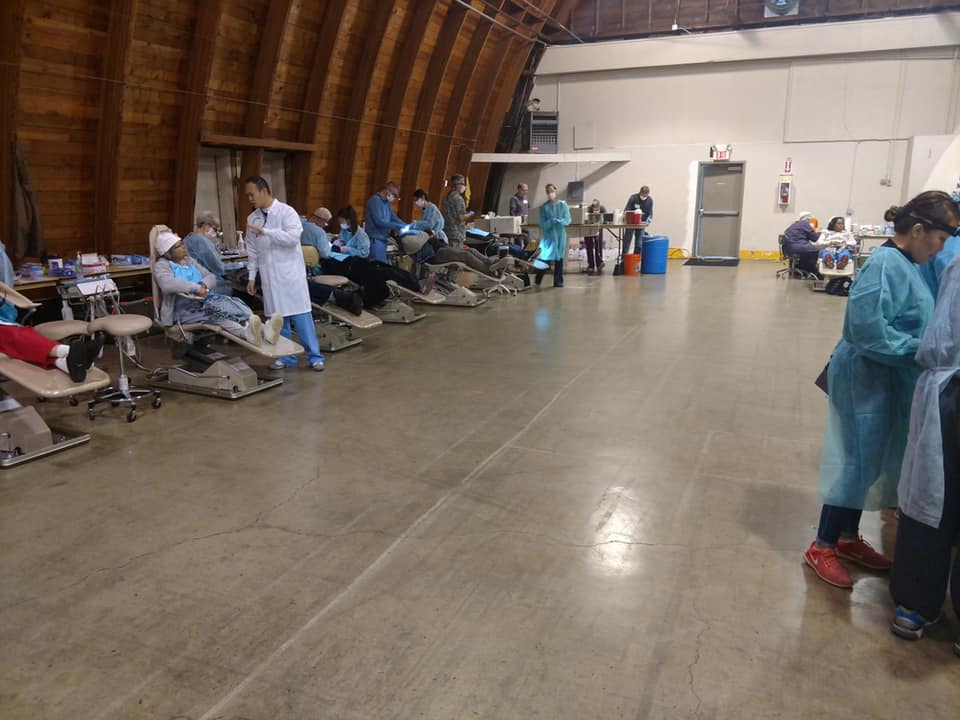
[0,0,25,255]
[371,1,439,197]
[92,0,138,255]
[237,0,295,220]
[334,1,396,208]
[400,2,470,216]
[286,0,349,212]
[172,0,224,235]
[428,6,501,204]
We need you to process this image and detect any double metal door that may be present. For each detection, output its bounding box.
[693,162,746,259]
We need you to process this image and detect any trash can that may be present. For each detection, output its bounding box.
[641,235,669,275]
[623,253,642,276]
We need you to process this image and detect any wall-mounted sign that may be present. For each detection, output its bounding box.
[710,144,732,161]
[764,0,800,17]
[784,157,792,173]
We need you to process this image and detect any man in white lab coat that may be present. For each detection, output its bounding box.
[243,176,325,371]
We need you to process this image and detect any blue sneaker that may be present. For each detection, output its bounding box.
[891,606,939,640]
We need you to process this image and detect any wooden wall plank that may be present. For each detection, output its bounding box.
[172,0,223,235]
[333,2,396,208]
[92,0,138,255]
[400,2,469,216]
[0,0,26,255]
[371,0,438,198]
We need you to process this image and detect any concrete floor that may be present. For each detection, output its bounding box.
[1,261,957,719]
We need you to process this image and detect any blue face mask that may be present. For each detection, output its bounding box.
[340,224,349,231]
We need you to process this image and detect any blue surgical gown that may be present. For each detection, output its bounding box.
[918,234,959,298]
[818,245,934,510]
[538,200,571,262]
[300,220,331,259]
[339,227,371,258]
[412,202,448,244]
[184,232,231,295]
[0,241,17,323]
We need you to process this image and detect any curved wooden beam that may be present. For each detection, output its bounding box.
[0,0,25,254]
[371,1,439,197]
[172,0,225,235]
[92,0,138,255]
[237,0,295,219]
[334,2,396,208]
[399,2,469,216]
[427,4,504,204]
[287,0,349,212]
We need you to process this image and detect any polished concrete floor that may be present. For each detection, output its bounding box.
[1,261,957,719]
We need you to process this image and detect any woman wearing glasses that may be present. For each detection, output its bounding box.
[803,191,960,589]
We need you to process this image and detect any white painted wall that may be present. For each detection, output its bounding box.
[496,16,960,253]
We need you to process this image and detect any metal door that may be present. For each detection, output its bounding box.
[693,162,746,259]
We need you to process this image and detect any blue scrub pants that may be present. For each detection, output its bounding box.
[280,311,323,367]
[370,238,388,263]
[816,505,862,547]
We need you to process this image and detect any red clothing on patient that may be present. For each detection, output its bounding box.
[0,324,58,368]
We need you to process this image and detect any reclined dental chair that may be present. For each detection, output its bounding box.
[147,225,303,400]
[422,259,524,299]
[0,284,111,466]
[812,236,859,294]
[301,246,383,348]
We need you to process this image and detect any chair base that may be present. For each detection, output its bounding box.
[315,322,364,352]
[88,379,161,423]
[150,373,282,400]
[373,299,427,324]
[0,428,91,468]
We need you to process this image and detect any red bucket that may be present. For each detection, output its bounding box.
[623,253,642,276]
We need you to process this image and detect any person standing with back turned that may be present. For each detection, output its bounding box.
[243,176,325,371]
[802,191,959,590]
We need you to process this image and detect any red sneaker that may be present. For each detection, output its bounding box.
[804,542,853,589]
[836,535,892,570]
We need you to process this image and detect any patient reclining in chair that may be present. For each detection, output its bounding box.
[154,230,282,345]
[817,217,856,271]
[0,321,102,382]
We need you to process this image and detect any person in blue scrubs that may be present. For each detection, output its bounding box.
[803,191,960,590]
[184,211,232,295]
[301,208,332,259]
[364,181,405,263]
[333,206,371,258]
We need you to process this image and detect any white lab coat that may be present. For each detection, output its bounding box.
[246,199,310,317]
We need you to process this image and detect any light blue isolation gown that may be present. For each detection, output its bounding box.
[899,251,960,527]
[818,245,934,510]
[412,202,448,244]
[538,200,572,262]
[918,234,959,299]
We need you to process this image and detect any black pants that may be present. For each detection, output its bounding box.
[890,376,960,619]
[796,250,822,278]
[320,257,419,308]
[584,235,604,269]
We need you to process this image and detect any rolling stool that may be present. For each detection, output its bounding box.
[86,314,160,422]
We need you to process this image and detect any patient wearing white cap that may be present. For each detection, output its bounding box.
[153,230,282,345]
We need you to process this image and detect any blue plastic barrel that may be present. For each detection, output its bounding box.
[641,235,669,274]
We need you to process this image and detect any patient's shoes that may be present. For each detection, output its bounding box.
[823,253,835,269]
[837,255,849,271]
[263,313,283,344]
[245,315,263,346]
[66,335,104,383]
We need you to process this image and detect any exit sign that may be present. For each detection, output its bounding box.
[710,144,732,161]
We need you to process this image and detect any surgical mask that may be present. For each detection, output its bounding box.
[457,186,466,194]
[340,223,349,231]
[386,193,396,203]
[416,200,426,208]
[548,192,557,201]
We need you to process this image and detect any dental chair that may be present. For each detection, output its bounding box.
[0,284,110,466]
[423,260,522,298]
[147,225,301,400]
[812,236,859,293]
[302,246,383,349]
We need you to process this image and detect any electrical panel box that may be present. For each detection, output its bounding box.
[529,112,559,154]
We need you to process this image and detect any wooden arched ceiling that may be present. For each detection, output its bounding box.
[1,0,576,258]
[8,1,948,258]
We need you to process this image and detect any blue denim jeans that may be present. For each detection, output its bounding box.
[622,228,641,256]
[816,505,862,547]
[280,311,324,366]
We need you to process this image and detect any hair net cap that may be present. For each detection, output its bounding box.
[155,231,180,256]
[312,208,331,220]
[798,211,814,221]
[195,210,220,228]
